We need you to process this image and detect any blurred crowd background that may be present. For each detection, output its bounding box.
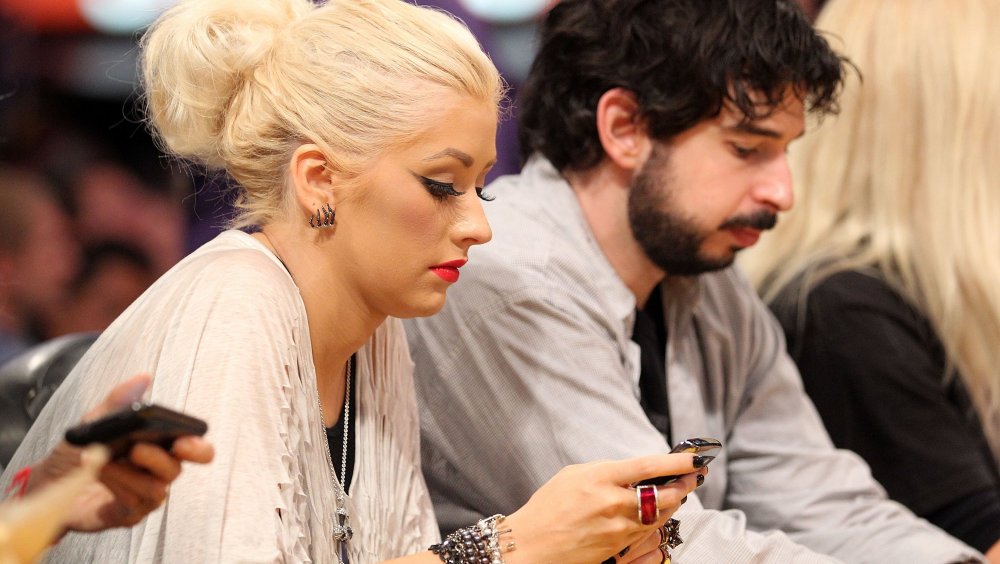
[0,0,821,364]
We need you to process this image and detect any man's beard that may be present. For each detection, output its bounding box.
[627,146,777,277]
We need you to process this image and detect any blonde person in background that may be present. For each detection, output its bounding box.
[2,0,703,562]
[742,0,1000,560]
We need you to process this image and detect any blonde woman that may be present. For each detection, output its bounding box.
[742,0,1000,558]
[0,0,702,562]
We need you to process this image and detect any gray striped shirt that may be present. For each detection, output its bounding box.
[405,156,980,563]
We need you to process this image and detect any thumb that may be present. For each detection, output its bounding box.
[82,373,152,422]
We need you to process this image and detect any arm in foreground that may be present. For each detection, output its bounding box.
[382,453,705,564]
[25,373,214,534]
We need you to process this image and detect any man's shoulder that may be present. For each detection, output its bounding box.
[676,267,789,357]
[467,175,588,292]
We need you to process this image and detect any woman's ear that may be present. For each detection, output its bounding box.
[288,143,336,219]
[595,88,652,173]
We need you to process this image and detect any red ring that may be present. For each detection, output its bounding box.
[637,484,659,525]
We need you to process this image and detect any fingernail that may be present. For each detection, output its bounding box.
[693,455,714,468]
[681,495,688,504]
[696,474,705,487]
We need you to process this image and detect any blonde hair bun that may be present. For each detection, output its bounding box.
[141,0,313,168]
[140,0,503,228]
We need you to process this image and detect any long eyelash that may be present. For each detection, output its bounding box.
[420,176,463,200]
[419,175,495,202]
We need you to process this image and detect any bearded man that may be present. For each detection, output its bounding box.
[404,1,982,562]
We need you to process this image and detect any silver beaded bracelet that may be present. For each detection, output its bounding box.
[429,513,515,564]
[479,514,515,562]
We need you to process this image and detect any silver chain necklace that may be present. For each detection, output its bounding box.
[260,231,353,562]
[336,356,353,541]
[318,355,354,562]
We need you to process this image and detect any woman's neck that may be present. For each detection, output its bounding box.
[252,224,384,424]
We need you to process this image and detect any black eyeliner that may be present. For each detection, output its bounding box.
[414,173,493,202]
[415,174,462,199]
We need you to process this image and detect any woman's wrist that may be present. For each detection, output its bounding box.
[428,514,518,564]
[494,510,542,564]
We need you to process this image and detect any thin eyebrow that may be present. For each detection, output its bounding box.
[424,148,474,167]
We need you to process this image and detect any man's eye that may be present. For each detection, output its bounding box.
[731,144,757,158]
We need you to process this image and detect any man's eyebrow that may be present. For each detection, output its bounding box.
[424,148,474,167]
[726,122,805,141]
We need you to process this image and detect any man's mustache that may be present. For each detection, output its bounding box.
[719,210,778,231]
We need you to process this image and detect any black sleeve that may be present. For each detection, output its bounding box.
[772,270,1000,551]
[927,488,1000,553]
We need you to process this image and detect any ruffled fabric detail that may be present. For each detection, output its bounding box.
[272,320,323,564]
[0,231,438,563]
[349,318,440,562]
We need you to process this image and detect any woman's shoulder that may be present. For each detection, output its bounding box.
[806,269,923,324]
[188,230,286,272]
[813,268,892,293]
[773,267,935,350]
[172,231,296,293]
[775,267,902,313]
[121,230,303,329]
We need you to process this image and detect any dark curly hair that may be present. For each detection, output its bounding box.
[518,0,848,171]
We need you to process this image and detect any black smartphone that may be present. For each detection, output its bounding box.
[636,437,723,486]
[64,402,208,459]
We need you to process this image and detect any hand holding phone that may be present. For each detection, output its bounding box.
[635,437,722,486]
[64,402,208,459]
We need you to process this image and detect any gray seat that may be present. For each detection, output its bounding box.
[0,332,99,469]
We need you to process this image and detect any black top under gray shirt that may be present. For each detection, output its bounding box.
[326,354,357,493]
[635,285,672,444]
[772,269,1000,552]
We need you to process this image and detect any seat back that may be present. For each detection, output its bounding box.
[0,332,99,469]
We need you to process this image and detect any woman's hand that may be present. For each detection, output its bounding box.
[619,527,674,564]
[502,453,706,564]
[27,374,215,533]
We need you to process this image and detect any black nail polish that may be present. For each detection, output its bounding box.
[693,455,714,468]
[602,558,616,564]
[681,495,688,504]
[696,474,705,487]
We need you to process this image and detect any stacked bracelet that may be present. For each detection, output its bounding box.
[429,514,515,564]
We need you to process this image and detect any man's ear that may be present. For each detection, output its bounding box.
[595,88,652,172]
[288,143,336,217]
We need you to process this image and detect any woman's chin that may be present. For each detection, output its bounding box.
[393,293,447,319]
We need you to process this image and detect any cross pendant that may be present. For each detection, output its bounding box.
[333,509,353,542]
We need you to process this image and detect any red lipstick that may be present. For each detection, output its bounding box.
[430,259,467,283]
